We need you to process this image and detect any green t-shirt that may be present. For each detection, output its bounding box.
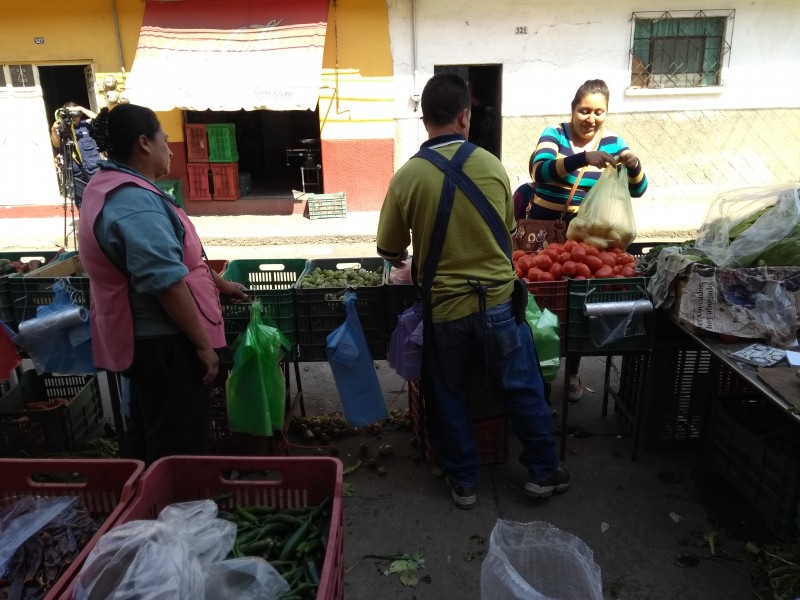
[377,138,515,323]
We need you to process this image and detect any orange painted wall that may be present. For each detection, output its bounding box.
[321,139,394,210]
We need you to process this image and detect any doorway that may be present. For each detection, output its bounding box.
[433,64,503,159]
[39,65,94,147]
[184,107,322,198]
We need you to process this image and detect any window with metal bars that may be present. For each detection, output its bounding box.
[629,10,734,89]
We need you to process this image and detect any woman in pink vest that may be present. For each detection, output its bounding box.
[79,104,246,463]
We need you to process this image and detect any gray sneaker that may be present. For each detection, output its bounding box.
[446,475,477,509]
[525,467,571,498]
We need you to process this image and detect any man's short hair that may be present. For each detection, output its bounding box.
[421,73,470,127]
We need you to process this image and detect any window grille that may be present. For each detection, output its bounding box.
[8,64,35,88]
[630,10,734,89]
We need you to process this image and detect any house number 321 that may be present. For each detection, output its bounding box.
[515,26,527,35]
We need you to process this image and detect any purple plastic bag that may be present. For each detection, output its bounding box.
[387,302,423,380]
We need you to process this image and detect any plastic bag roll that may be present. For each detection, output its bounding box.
[17,306,89,339]
[583,299,653,318]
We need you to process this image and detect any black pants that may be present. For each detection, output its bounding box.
[123,335,212,464]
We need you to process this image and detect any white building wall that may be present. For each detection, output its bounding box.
[387,0,800,235]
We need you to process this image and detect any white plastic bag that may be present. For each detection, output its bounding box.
[480,520,603,600]
[204,558,290,600]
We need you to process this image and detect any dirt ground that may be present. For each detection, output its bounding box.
[285,356,763,600]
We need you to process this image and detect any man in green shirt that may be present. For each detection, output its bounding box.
[377,73,568,509]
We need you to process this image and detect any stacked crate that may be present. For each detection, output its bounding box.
[185,124,240,201]
[185,124,211,201]
[207,124,240,201]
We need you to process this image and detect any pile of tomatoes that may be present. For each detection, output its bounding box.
[513,240,639,282]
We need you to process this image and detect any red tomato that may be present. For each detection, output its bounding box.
[518,254,533,272]
[527,267,543,282]
[610,247,623,254]
[570,247,587,263]
[538,271,555,282]
[574,275,587,280]
[617,252,635,265]
[547,243,564,254]
[542,248,560,262]
[559,252,572,264]
[599,252,617,267]
[595,265,614,279]
[563,240,578,251]
[512,250,526,262]
[515,264,524,278]
[549,262,563,280]
[575,263,592,278]
[561,261,578,277]
[584,245,601,257]
[620,266,636,277]
[583,255,603,274]
[536,254,553,271]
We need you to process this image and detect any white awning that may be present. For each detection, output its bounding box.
[126,0,329,112]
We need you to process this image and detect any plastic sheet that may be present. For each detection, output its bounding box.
[694,184,800,267]
[480,520,603,600]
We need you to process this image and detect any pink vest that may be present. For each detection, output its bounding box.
[79,170,225,372]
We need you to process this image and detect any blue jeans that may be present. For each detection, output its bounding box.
[428,299,558,486]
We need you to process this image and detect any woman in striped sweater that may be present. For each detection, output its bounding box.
[528,79,649,401]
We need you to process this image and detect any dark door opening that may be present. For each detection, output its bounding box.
[185,107,322,198]
[38,65,92,153]
[433,64,503,159]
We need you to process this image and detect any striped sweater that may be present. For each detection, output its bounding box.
[528,123,648,216]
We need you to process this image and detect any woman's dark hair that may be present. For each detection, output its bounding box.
[421,73,470,127]
[570,79,610,112]
[91,104,160,162]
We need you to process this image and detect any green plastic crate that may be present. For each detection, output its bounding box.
[566,276,655,353]
[0,371,103,456]
[206,123,238,163]
[220,259,308,354]
[155,179,184,208]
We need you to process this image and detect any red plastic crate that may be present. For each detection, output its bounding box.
[409,380,508,466]
[102,456,344,600]
[185,124,208,162]
[187,162,212,201]
[525,278,568,352]
[211,162,240,201]
[0,458,144,600]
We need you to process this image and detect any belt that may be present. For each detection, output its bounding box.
[533,197,580,213]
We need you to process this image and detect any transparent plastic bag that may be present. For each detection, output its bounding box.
[480,520,603,600]
[694,184,800,267]
[203,558,290,600]
[75,501,243,599]
[566,166,637,250]
[0,496,76,575]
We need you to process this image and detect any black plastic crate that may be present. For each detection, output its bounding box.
[616,347,715,448]
[0,251,59,327]
[566,276,655,353]
[383,261,419,342]
[220,259,307,354]
[295,258,386,361]
[707,380,800,541]
[0,370,102,456]
[9,257,89,323]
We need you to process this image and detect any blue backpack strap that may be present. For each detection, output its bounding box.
[415,142,512,262]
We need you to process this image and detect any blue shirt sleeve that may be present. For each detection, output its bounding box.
[98,185,189,296]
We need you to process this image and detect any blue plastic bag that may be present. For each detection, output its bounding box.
[326,291,388,426]
[12,281,95,374]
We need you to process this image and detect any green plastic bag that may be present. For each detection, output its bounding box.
[525,295,561,383]
[226,301,291,436]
